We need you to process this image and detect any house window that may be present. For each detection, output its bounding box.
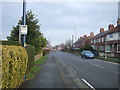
[106,45,110,52]
[100,46,104,51]
[102,37,104,42]
[109,34,113,38]
[118,32,120,39]
[117,44,120,53]
[106,44,115,52]
[94,39,96,43]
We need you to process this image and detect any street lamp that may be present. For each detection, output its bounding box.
[22,0,27,47]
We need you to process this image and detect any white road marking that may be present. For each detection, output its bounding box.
[90,63,104,69]
[82,79,96,90]
[69,66,76,74]
[115,71,120,74]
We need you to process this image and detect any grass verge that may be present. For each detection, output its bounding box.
[26,56,47,80]
[34,56,47,64]
[96,57,120,63]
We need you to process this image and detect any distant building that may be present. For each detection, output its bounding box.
[74,32,94,48]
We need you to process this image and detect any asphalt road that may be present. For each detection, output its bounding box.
[53,51,119,89]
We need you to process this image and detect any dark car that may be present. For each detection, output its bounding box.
[81,51,95,59]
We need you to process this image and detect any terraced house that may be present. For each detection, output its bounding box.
[90,19,120,58]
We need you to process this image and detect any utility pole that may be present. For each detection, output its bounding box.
[22,0,26,47]
[105,37,107,58]
[74,27,77,42]
[72,35,74,47]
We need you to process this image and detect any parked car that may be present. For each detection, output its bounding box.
[81,51,95,59]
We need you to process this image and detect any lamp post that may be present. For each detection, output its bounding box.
[72,35,74,47]
[105,37,107,58]
[22,0,26,47]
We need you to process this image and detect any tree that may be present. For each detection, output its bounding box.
[64,39,72,49]
[7,10,47,54]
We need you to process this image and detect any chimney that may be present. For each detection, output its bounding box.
[90,32,94,37]
[80,36,83,39]
[108,24,114,30]
[100,28,104,33]
[84,35,87,38]
[117,18,120,25]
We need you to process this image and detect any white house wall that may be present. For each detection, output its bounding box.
[106,32,119,41]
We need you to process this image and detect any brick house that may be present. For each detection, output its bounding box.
[105,25,120,58]
[90,23,120,58]
[74,32,94,48]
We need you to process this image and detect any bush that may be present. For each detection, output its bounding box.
[43,50,50,56]
[0,41,22,46]
[1,45,28,88]
[26,45,35,74]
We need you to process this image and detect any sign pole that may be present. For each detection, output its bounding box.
[22,0,26,47]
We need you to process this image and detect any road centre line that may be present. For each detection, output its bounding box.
[68,66,76,74]
[90,63,104,69]
[115,71,120,74]
[82,79,96,90]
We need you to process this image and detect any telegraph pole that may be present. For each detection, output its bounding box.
[22,0,26,47]
[72,35,74,47]
[74,27,77,42]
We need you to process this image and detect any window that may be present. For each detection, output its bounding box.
[109,34,113,38]
[118,32,120,39]
[100,46,104,51]
[94,39,96,43]
[105,45,110,52]
[106,44,115,52]
[117,44,120,53]
[102,37,104,42]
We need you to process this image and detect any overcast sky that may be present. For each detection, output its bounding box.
[1,1,119,46]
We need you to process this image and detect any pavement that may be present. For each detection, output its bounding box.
[20,53,65,88]
[20,51,120,89]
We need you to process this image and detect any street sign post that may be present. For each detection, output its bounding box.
[19,25,28,35]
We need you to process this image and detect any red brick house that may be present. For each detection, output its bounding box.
[105,25,120,58]
[90,23,120,58]
[74,32,94,48]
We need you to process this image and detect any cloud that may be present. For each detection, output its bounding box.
[2,2,118,46]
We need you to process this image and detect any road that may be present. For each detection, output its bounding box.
[53,51,119,89]
[20,51,119,89]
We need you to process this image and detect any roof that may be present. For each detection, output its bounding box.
[91,25,120,40]
[107,25,120,34]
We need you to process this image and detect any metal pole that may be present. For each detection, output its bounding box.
[105,37,107,58]
[22,0,26,80]
[22,0,26,47]
[72,35,74,47]
[74,27,76,42]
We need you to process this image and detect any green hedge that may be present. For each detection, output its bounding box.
[1,45,28,88]
[1,41,35,74]
[25,45,35,74]
[0,41,22,46]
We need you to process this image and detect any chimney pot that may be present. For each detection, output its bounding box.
[90,32,94,37]
[80,37,83,39]
[100,28,104,33]
[108,24,114,30]
[84,35,87,38]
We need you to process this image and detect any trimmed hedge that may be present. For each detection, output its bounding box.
[0,41,22,46]
[1,45,28,88]
[1,41,35,74]
[25,45,35,74]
